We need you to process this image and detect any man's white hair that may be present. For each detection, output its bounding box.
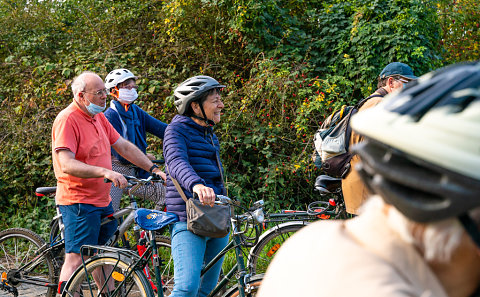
[360,196,464,262]
[71,71,97,100]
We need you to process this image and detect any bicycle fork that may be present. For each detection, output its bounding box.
[145,230,165,297]
[137,230,158,293]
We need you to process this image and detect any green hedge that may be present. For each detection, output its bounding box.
[0,0,466,233]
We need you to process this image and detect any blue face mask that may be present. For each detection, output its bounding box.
[86,99,106,115]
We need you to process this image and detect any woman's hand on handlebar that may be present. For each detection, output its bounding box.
[193,184,216,207]
[104,170,128,189]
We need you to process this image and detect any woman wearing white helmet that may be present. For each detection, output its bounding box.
[104,68,167,211]
[259,62,480,297]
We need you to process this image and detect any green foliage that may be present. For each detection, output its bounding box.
[0,0,472,232]
[228,0,442,97]
[437,0,480,62]
[217,0,443,210]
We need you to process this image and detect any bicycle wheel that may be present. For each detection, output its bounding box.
[0,228,57,297]
[63,253,154,297]
[222,274,263,297]
[247,222,306,275]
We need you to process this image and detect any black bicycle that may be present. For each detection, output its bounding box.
[61,195,266,297]
[0,175,171,297]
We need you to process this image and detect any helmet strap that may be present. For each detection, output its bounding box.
[110,87,120,99]
[459,214,480,249]
[191,102,215,127]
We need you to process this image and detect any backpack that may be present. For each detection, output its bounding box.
[313,93,384,178]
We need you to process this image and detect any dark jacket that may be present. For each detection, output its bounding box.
[105,101,167,178]
[163,115,225,221]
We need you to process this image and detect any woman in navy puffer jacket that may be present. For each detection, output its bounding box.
[163,76,227,297]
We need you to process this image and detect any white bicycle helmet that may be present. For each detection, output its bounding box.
[105,68,138,90]
[174,76,226,115]
[350,61,480,245]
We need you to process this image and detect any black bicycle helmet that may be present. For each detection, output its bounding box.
[350,61,480,243]
[173,76,226,115]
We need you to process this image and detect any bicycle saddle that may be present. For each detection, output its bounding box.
[135,208,179,231]
[314,175,342,193]
[35,186,57,196]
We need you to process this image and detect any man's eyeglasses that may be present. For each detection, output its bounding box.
[396,77,410,83]
[83,88,108,96]
[389,75,411,84]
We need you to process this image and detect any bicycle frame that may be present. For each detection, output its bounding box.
[74,197,264,297]
[142,206,259,297]
[202,218,250,297]
[261,199,343,228]
[0,177,160,296]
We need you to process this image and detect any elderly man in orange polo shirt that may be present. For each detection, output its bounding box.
[52,71,164,294]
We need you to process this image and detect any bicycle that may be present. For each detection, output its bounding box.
[61,195,267,297]
[246,174,347,275]
[0,175,172,297]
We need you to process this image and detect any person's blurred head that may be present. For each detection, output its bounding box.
[377,62,417,93]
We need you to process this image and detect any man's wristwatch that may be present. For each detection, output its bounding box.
[149,164,159,173]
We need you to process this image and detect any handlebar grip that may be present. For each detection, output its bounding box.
[104,175,136,184]
[152,159,165,165]
[192,193,237,206]
[192,193,223,201]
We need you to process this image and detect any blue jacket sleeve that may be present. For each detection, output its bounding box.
[163,123,205,192]
[140,109,167,139]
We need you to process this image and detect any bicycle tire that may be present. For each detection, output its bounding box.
[222,274,263,297]
[62,253,154,297]
[247,222,307,275]
[0,228,57,297]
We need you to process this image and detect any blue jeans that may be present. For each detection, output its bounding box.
[170,221,229,297]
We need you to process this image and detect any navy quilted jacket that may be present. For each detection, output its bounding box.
[163,115,225,221]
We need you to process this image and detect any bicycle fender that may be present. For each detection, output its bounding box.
[247,221,308,267]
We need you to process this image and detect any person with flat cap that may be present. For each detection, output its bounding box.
[342,62,417,215]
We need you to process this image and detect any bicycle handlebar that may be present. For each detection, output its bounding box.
[191,193,241,207]
[104,174,163,185]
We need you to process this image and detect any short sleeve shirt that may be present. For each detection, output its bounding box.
[52,101,120,207]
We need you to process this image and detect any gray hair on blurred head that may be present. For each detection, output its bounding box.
[360,196,464,262]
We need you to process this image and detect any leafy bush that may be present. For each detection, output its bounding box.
[217,0,443,209]
[0,0,471,232]
[437,0,480,62]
